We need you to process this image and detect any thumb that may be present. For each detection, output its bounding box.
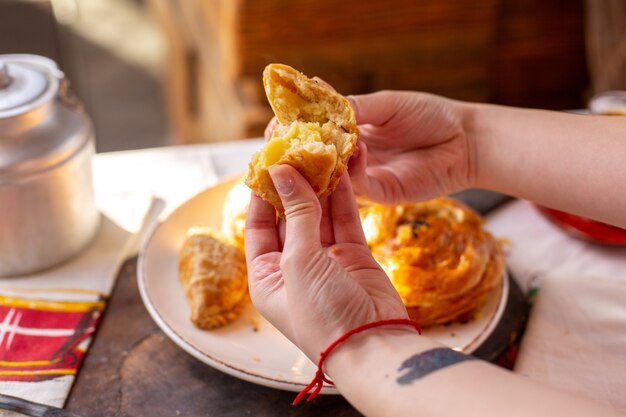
[347,91,401,126]
[268,165,321,252]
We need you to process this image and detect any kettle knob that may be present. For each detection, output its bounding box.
[0,61,11,89]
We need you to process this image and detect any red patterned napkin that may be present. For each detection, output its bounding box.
[0,193,154,408]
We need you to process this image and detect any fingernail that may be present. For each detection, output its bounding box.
[269,166,295,196]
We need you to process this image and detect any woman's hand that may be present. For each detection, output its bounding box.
[347,91,472,204]
[244,165,409,360]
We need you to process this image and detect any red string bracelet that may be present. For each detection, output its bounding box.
[293,318,422,405]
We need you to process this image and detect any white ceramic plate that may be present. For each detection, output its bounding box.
[138,175,509,393]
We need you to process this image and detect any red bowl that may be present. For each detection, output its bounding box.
[537,206,626,245]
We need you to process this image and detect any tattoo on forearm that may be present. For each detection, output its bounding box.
[396,348,476,385]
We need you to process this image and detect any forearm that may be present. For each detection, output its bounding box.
[463,103,626,228]
[325,329,620,417]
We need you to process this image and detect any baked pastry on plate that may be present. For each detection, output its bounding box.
[246,64,359,215]
[178,227,248,329]
[221,181,250,250]
[360,198,504,327]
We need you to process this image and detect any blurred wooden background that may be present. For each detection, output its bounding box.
[149,0,594,143]
[0,0,170,152]
[2,0,624,149]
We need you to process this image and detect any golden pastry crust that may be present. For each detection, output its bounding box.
[405,237,503,326]
[360,198,504,327]
[178,227,248,329]
[221,182,251,250]
[246,64,359,215]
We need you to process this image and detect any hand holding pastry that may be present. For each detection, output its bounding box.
[244,165,408,360]
[347,91,471,205]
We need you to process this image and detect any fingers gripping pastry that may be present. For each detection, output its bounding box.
[360,198,504,327]
[178,227,248,329]
[246,64,359,215]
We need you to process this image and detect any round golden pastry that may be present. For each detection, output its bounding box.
[221,181,250,250]
[178,227,248,329]
[246,63,359,216]
[360,198,504,327]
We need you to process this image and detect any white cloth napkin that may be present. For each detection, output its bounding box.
[486,200,626,411]
[92,145,219,217]
[514,271,626,412]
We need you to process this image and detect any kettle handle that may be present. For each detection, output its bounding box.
[58,77,83,110]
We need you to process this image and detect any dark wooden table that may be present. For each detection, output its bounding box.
[65,257,361,417]
[66,190,525,417]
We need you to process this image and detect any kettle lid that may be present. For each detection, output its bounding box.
[0,54,62,119]
[0,54,91,180]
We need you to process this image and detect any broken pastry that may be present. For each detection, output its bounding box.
[246,63,359,215]
[178,227,248,329]
[360,198,504,327]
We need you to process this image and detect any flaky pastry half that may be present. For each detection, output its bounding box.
[246,64,359,215]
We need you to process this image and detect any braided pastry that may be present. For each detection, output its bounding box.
[360,198,504,327]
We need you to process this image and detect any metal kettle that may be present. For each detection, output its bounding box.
[0,54,99,277]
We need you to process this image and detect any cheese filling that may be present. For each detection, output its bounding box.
[260,120,340,167]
